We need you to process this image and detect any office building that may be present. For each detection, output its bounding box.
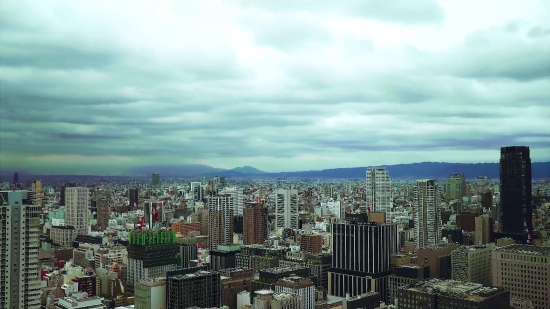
[416,243,459,279]
[13,172,18,187]
[29,179,42,207]
[275,188,299,230]
[243,202,267,245]
[219,187,244,216]
[59,182,76,206]
[134,278,166,309]
[500,146,532,234]
[493,245,550,309]
[329,214,399,301]
[451,244,494,286]
[387,265,429,305]
[300,234,323,254]
[220,268,254,309]
[456,212,477,232]
[208,194,234,251]
[129,187,139,208]
[177,238,198,269]
[365,168,392,221]
[0,191,41,309]
[143,201,163,228]
[166,270,221,309]
[250,266,311,302]
[65,187,90,237]
[414,179,441,250]
[275,276,315,309]
[475,215,493,245]
[126,229,178,291]
[396,279,510,309]
[151,173,160,189]
[446,173,467,200]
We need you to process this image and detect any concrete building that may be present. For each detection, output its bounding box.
[416,243,460,279]
[475,216,493,245]
[134,278,166,309]
[208,194,235,251]
[96,196,111,229]
[54,292,106,309]
[275,189,299,230]
[365,168,392,221]
[275,276,315,309]
[166,270,221,309]
[451,244,494,286]
[220,268,254,309]
[0,190,42,309]
[396,279,510,309]
[65,187,90,238]
[51,225,78,247]
[493,245,550,309]
[252,290,302,309]
[456,212,477,232]
[219,187,245,216]
[300,234,323,254]
[387,264,429,305]
[151,173,160,189]
[414,179,441,250]
[446,174,467,200]
[243,202,267,245]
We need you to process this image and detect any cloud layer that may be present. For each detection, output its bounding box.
[1,0,549,174]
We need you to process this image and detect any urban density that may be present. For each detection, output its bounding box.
[1,1,549,309]
[1,146,550,309]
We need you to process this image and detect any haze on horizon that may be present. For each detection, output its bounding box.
[0,0,549,176]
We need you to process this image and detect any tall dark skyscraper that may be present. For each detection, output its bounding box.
[13,172,18,187]
[499,146,532,234]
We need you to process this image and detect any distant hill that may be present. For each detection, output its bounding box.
[262,162,550,179]
[128,164,226,177]
[230,166,265,174]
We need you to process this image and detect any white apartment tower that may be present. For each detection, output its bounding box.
[365,167,393,221]
[208,194,234,250]
[275,188,299,230]
[414,179,441,250]
[219,187,244,216]
[65,187,90,237]
[0,191,41,309]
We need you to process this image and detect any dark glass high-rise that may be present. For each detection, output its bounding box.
[499,146,532,234]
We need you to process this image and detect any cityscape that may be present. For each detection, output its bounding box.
[1,1,550,309]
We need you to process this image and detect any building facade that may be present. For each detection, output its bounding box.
[414,179,441,250]
[65,187,90,237]
[243,202,267,245]
[208,194,234,251]
[0,191,42,309]
[499,146,532,234]
[365,167,392,221]
[275,189,299,230]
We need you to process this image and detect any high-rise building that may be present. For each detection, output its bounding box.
[414,179,441,250]
[29,180,42,207]
[492,245,550,309]
[275,189,299,230]
[219,187,244,216]
[13,172,19,187]
[220,268,254,309]
[59,182,76,206]
[134,278,166,309]
[329,214,399,301]
[0,191,41,309]
[445,174,467,200]
[65,187,90,237]
[499,146,532,234]
[387,265,429,305]
[451,244,494,286]
[475,216,493,245]
[96,196,111,229]
[243,202,267,245]
[126,229,178,292]
[128,187,139,209]
[152,173,160,189]
[208,194,234,250]
[299,234,322,254]
[166,270,221,309]
[274,276,315,309]
[365,167,392,221]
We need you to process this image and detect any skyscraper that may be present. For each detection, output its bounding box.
[219,187,244,216]
[243,202,267,245]
[65,187,90,237]
[275,189,299,230]
[329,213,399,300]
[208,194,234,250]
[499,146,532,234]
[365,167,392,221]
[13,172,18,187]
[152,173,161,189]
[414,179,441,250]
[445,173,467,200]
[0,191,41,309]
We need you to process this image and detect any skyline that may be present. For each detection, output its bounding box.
[1,0,549,175]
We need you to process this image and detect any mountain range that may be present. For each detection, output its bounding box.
[2,162,549,179]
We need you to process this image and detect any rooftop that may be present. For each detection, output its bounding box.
[494,244,550,256]
[406,279,506,301]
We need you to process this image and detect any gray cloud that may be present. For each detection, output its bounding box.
[0,0,549,174]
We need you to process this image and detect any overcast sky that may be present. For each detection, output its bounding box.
[1,0,549,175]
